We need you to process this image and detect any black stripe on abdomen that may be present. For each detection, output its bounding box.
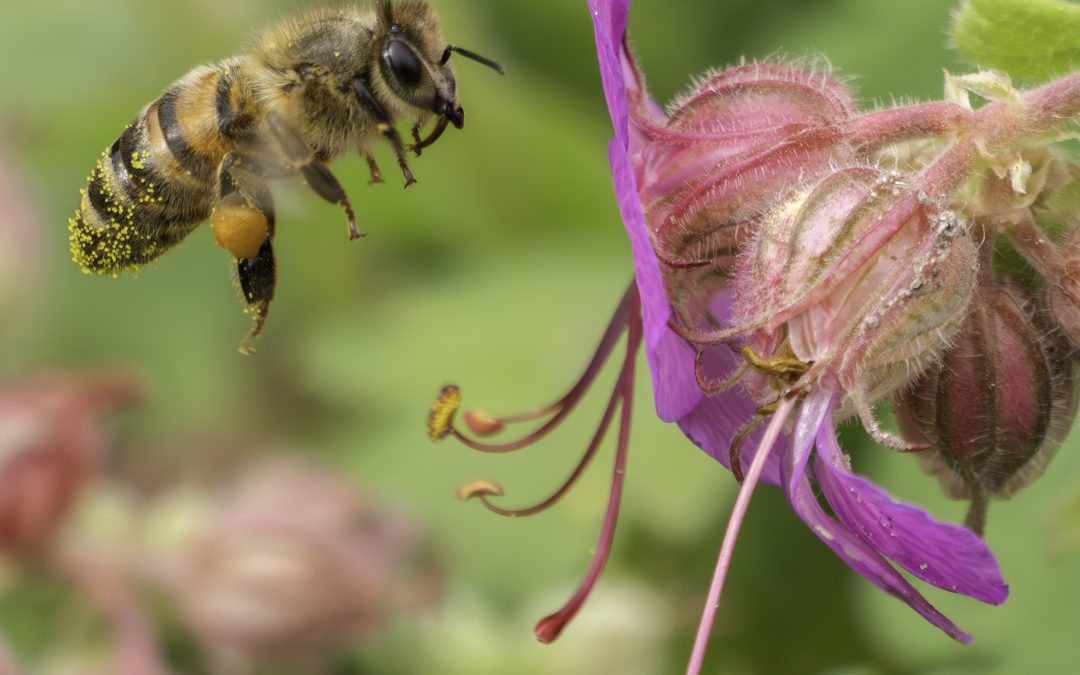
[158,87,216,183]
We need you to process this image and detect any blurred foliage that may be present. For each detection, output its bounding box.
[952,0,1080,83]
[2,0,1080,674]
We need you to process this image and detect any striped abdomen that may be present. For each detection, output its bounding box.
[69,59,258,274]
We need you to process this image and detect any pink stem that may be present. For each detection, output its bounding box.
[845,101,974,153]
[685,395,798,675]
[1023,71,1080,130]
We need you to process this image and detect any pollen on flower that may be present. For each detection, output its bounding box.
[427,384,461,441]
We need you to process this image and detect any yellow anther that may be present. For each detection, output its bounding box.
[741,345,809,383]
[454,479,504,502]
[427,384,461,441]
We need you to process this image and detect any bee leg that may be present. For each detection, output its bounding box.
[266,113,364,240]
[365,154,384,184]
[218,179,275,355]
[237,237,276,356]
[351,78,417,187]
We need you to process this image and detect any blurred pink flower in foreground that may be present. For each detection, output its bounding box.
[0,371,140,557]
[156,460,441,666]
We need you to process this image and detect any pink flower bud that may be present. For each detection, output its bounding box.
[630,63,856,320]
[1046,224,1080,349]
[0,372,140,557]
[734,166,978,412]
[896,281,1076,534]
[168,461,440,663]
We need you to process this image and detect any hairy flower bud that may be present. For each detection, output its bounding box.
[896,282,1076,534]
[631,62,855,321]
[732,167,978,418]
[1046,224,1080,350]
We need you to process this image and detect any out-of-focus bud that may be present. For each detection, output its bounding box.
[165,461,441,664]
[631,62,856,320]
[0,372,141,557]
[896,281,1076,534]
[0,633,23,675]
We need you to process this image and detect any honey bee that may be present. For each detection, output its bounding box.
[69,0,503,353]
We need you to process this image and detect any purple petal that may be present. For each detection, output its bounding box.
[783,388,973,643]
[593,0,703,420]
[814,415,1008,605]
[589,0,633,146]
[677,386,784,486]
[674,290,785,482]
[609,139,702,422]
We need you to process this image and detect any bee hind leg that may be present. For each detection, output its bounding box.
[266,113,364,240]
[215,174,277,355]
[237,236,276,356]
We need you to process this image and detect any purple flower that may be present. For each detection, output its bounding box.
[585,2,1009,667]
[434,0,1080,669]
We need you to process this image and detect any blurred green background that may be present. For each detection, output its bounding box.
[3,0,1080,673]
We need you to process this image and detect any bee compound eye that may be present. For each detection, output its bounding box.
[384,40,422,88]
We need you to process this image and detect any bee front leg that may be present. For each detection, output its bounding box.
[266,113,363,240]
[351,78,416,187]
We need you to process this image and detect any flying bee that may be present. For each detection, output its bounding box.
[69,0,503,353]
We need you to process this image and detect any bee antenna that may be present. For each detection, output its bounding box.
[377,0,394,26]
[441,45,506,75]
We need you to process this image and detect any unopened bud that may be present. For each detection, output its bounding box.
[1047,224,1080,350]
[895,282,1076,534]
[736,166,978,401]
[635,63,855,319]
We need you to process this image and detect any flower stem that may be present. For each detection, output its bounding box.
[685,394,797,675]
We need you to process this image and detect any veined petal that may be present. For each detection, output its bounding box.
[677,385,784,486]
[610,138,702,422]
[676,289,784,482]
[589,0,633,147]
[814,413,1009,604]
[783,387,972,643]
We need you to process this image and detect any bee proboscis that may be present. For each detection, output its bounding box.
[69,0,503,353]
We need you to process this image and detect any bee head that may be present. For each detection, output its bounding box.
[374,0,503,130]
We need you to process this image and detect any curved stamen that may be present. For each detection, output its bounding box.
[727,415,765,483]
[686,394,797,675]
[669,314,748,348]
[695,348,749,395]
[436,283,637,453]
[534,289,642,644]
[457,365,623,518]
[495,282,637,425]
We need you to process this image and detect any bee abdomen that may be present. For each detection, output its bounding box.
[70,62,254,275]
